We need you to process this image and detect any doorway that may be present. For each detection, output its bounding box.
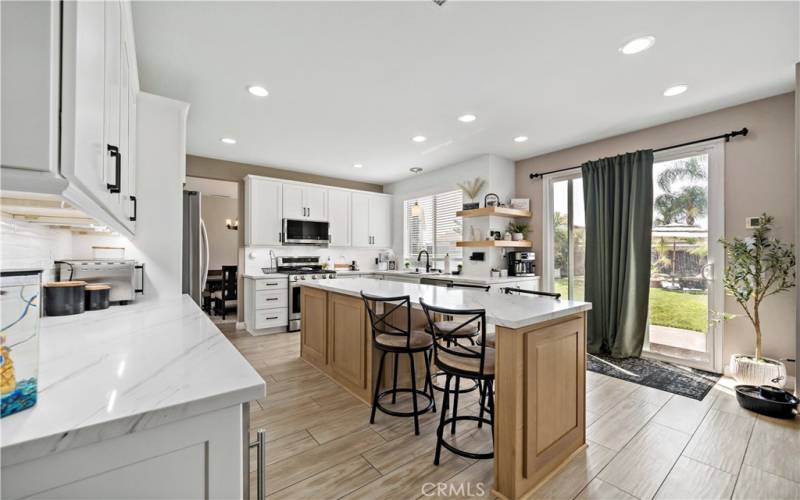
[644,142,725,372]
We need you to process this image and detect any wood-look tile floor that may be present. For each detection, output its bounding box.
[220,325,800,500]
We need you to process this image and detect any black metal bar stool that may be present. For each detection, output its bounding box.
[424,282,490,394]
[361,292,436,435]
[420,299,494,465]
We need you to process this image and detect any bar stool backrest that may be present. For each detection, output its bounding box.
[419,299,490,376]
[501,287,561,300]
[450,282,491,292]
[361,291,413,350]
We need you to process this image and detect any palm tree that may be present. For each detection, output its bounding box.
[654,157,708,226]
[657,157,706,192]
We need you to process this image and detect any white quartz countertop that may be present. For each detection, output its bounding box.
[336,270,539,284]
[0,295,265,464]
[301,278,590,329]
[243,272,287,279]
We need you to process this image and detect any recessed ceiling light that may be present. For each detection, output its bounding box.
[663,84,688,97]
[353,163,363,169]
[458,114,477,123]
[409,167,423,174]
[513,136,528,143]
[220,137,237,144]
[247,85,269,97]
[619,36,656,55]
[412,135,427,143]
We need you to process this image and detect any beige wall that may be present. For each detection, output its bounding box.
[516,92,796,374]
[201,195,239,270]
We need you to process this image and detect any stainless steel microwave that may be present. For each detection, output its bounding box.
[282,219,330,246]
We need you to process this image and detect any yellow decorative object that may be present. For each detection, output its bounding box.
[1,346,16,395]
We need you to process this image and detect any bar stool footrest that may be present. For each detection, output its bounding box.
[374,388,434,418]
[437,415,494,460]
[431,371,479,394]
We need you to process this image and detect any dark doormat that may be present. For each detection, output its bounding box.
[587,353,721,401]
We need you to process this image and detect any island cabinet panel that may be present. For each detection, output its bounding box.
[494,313,586,500]
[328,293,369,398]
[300,286,328,368]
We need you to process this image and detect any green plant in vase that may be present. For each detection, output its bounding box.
[719,214,795,387]
[507,222,529,241]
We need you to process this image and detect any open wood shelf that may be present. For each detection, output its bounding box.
[456,207,532,218]
[456,240,532,248]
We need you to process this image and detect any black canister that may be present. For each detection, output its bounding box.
[85,284,111,311]
[44,281,86,316]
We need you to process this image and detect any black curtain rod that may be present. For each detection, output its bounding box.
[528,127,749,180]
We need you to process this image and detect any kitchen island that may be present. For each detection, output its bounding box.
[1,295,265,499]
[299,278,591,499]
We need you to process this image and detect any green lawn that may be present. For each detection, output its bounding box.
[555,278,706,333]
[648,287,707,333]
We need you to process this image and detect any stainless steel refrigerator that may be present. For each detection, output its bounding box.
[182,191,209,306]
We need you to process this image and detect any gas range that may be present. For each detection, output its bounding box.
[279,256,336,332]
[280,269,337,282]
[276,256,337,282]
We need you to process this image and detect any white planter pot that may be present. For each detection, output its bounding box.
[512,233,524,241]
[729,354,787,387]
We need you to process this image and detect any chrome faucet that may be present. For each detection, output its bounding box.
[417,250,431,273]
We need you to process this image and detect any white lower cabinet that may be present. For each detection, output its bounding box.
[2,404,248,500]
[245,276,289,334]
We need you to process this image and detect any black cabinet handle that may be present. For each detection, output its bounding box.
[266,297,278,301]
[265,282,279,286]
[106,145,121,193]
[266,316,278,320]
[129,195,137,221]
[135,263,144,294]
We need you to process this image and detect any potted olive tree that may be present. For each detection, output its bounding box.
[720,214,795,387]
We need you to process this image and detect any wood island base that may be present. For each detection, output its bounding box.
[300,286,586,500]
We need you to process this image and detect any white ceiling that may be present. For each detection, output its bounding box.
[132,1,798,185]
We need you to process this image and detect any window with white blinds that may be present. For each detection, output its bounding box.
[403,190,463,265]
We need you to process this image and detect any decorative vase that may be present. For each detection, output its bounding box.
[730,354,787,387]
[512,233,524,241]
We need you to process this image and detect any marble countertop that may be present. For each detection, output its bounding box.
[243,272,287,279]
[0,295,265,465]
[301,278,590,329]
[335,270,539,284]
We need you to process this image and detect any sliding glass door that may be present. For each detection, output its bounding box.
[644,142,725,372]
[544,170,585,300]
[542,141,724,373]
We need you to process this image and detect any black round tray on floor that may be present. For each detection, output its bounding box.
[735,385,799,419]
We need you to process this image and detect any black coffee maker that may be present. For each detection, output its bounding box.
[508,251,536,276]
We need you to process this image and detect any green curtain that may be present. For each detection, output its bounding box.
[582,150,654,358]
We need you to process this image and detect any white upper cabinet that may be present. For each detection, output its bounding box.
[244,176,391,249]
[370,195,391,248]
[282,184,304,220]
[351,192,391,248]
[327,190,351,246]
[304,186,327,221]
[245,176,283,246]
[282,184,328,221]
[351,193,371,247]
[1,0,141,237]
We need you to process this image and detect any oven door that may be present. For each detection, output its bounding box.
[283,219,330,245]
[288,282,302,331]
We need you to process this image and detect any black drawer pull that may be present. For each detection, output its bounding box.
[266,316,279,320]
[129,195,137,221]
[265,283,279,286]
[266,297,278,301]
[106,145,121,193]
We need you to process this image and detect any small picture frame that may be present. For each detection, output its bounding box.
[510,198,530,211]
